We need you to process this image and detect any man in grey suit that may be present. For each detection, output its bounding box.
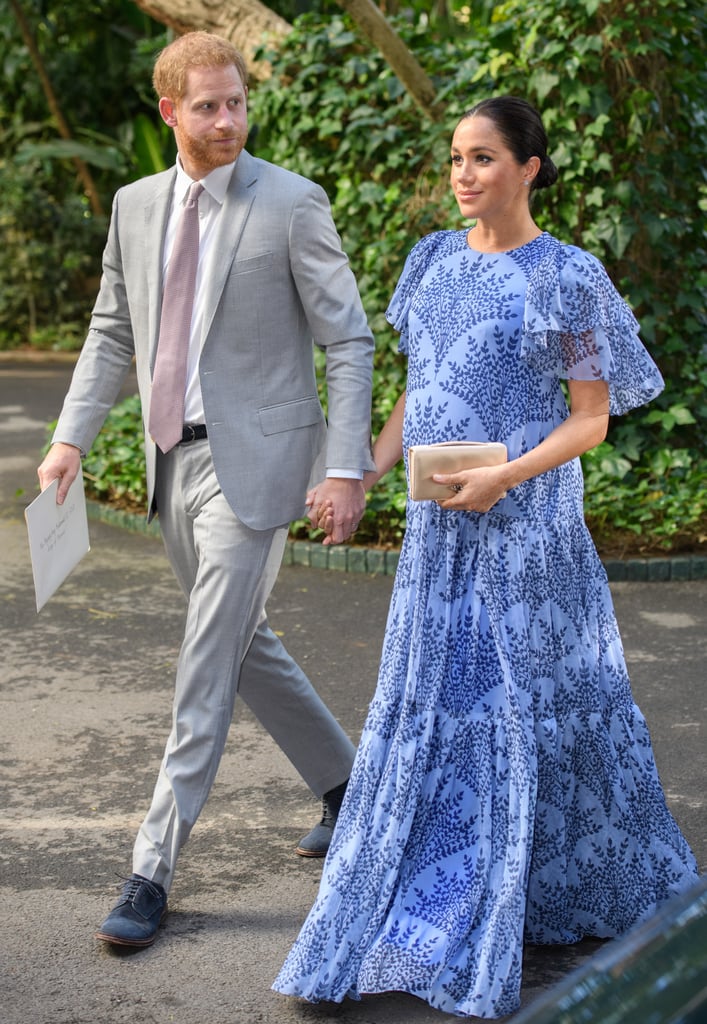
[37,31,374,949]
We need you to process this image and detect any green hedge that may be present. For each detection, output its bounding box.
[46,2,707,555]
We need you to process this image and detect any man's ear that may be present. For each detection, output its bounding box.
[158,97,177,127]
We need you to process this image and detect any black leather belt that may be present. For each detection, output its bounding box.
[180,424,208,444]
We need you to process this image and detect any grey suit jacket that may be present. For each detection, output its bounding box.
[53,151,375,530]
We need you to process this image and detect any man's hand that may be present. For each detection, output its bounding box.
[305,477,365,546]
[37,443,82,505]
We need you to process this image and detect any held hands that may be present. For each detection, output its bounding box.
[433,465,509,512]
[37,443,82,505]
[305,477,366,546]
[312,499,336,538]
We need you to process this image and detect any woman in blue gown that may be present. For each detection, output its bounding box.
[273,97,698,1019]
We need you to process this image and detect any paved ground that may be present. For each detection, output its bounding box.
[1,358,704,1024]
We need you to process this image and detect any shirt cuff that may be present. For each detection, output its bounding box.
[326,468,364,480]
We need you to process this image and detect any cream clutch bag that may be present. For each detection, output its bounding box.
[408,441,508,500]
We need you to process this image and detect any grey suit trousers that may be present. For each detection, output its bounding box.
[132,439,355,890]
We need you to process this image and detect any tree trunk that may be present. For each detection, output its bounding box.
[133,0,442,118]
[8,0,104,215]
[335,0,442,118]
[132,0,292,81]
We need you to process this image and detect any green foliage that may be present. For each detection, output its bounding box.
[27,0,706,554]
[0,160,108,347]
[0,0,167,348]
[582,442,707,554]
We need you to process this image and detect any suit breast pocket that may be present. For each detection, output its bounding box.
[233,252,274,275]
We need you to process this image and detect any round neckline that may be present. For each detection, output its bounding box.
[463,229,546,256]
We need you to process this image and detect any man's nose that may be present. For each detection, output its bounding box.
[214,104,235,126]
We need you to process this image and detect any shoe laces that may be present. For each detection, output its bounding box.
[320,780,348,826]
[116,874,164,903]
[319,806,336,828]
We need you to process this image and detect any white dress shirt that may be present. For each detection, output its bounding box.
[162,160,233,425]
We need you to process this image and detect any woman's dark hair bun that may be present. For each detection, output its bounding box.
[534,155,559,191]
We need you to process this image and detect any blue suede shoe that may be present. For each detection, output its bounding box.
[95,874,167,947]
[295,779,348,858]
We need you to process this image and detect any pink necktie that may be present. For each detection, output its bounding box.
[149,181,204,453]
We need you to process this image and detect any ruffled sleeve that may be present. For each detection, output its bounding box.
[521,242,664,415]
[386,232,449,354]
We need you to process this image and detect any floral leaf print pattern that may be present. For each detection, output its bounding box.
[273,232,696,1019]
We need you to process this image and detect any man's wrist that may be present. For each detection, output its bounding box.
[53,440,86,458]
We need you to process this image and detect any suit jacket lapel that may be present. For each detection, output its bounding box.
[201,151,258,342]
[145,169,177,368]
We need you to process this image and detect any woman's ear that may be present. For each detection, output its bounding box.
[523,155,541,185]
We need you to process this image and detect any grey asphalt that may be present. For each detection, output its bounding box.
[1,357,705,1024]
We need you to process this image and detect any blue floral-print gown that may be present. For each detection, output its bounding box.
[273,232,698,1018]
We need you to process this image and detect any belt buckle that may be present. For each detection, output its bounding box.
[183,424,196,443]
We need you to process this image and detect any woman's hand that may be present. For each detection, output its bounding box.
[314,498,336,536]
[433,464,509,512]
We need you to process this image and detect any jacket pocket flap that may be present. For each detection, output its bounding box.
[258,397,322,436]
